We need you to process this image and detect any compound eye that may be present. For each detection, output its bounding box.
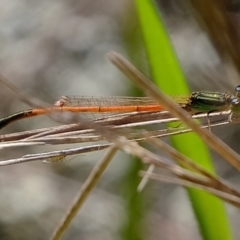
[231,98,240,107]
[235,85,240,94]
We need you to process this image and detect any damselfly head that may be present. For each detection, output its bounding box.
[231,97,240,111]
[235,85,240,97]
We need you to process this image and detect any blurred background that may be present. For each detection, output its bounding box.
[0,0,240,239]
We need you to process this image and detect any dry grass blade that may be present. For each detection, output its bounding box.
[0,107,230,147]
[139,171,240,207]
[108,51,240,171]
[137,164,155,192]
[145,135,240,198]
[93,126,240,207]
[50,145,118,240]
[188,0,240,75]
[137,132,240,197]
[0,117,229,153]
[100,133,240,207]
[0,74,47,108]
[0,143,110,166]
[0,111,232,167]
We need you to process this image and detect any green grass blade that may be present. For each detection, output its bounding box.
[120,158,145,240]
[134,1,233,239]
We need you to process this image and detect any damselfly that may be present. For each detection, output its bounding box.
[0,86,239,130]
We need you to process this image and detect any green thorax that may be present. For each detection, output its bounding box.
[187,92,233,112]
